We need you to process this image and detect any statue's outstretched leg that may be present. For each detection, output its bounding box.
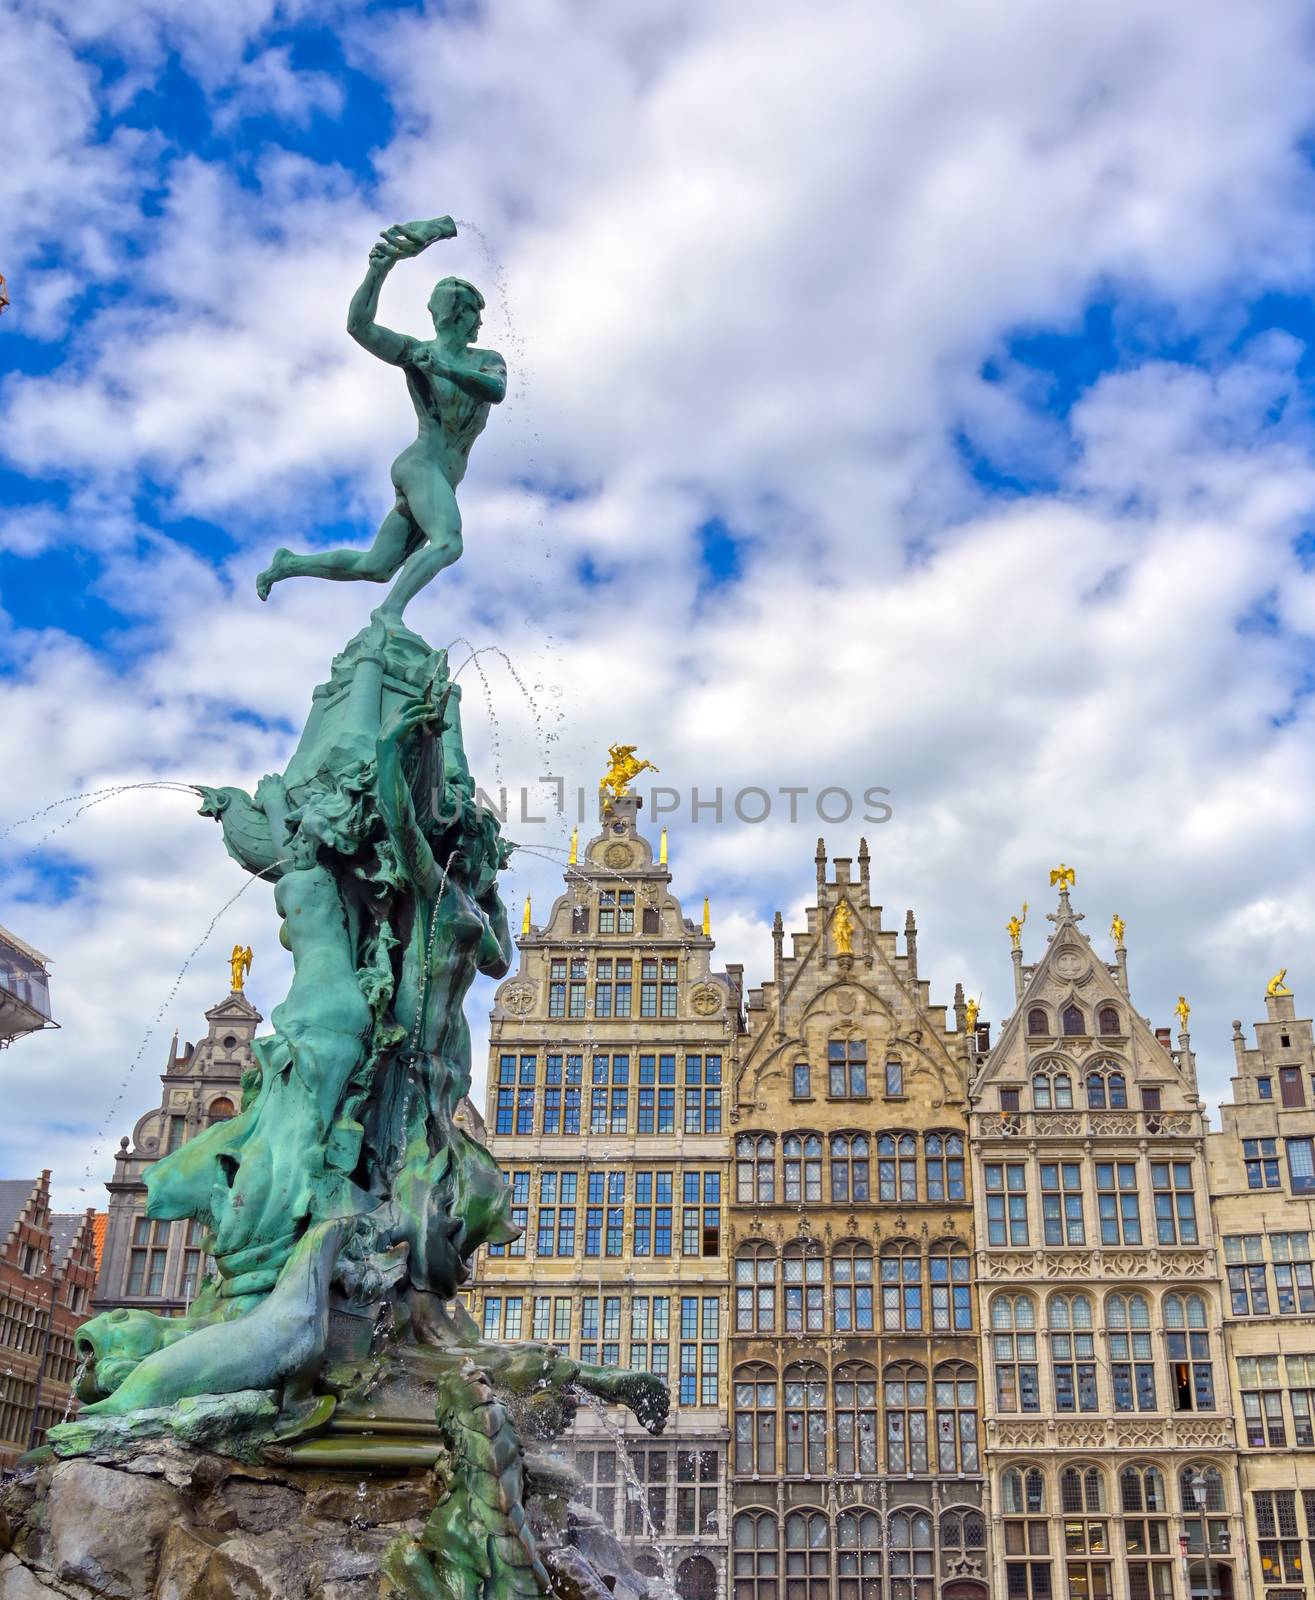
[256,505,416,600]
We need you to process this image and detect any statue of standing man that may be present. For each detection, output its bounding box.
[256,218,506,622]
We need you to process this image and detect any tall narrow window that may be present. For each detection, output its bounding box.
[926,1133,965,1201]
[880,1133,919,1203]
[1095,1162,1141,1245]
[1280,1066,1306,1108]
[930,1241,973,1331]
[783,1241,825,1333]
[1151,1161,1198,1245]
[733,1363,776,1475]
[1107,1293,1155,1412]
[934,1361,979,1472]
[1164,1294,1214,1411]
[784,1135,823,1203]
[831,1133,870,1202]
[1049,1294,1097,1412]
[837,1508,884,1598]
[783,1363,828,1475]
[884,1365,929,1474]
[888,1509,935,1600]
[1040,1161,1085,1245]
[1237,1355,1286,1447]
[985,1162,1029,1244]
[991,1295,1039,1412]
[881,1242,923,1332]
[834,1361,878,1476]
[735,1244,776,1333]
[737,1134,776,1203]
[833,1243,875,1334]
[829,1037,868,1097]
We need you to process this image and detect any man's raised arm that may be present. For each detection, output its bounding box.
[347,249,411,365]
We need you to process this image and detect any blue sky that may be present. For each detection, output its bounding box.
[7,0,1315,1204]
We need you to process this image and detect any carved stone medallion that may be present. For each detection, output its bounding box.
[691,984,723,1016]
[603,842,633,869]
[500,983,536,1015]
[1055,949,1087,979]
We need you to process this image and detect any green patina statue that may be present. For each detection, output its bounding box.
[56,220,668,1600]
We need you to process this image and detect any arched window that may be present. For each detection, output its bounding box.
[831,1133,871,1203]
[206,1097,235,1125]
[1031,1070,1073,1111]
[737,1134,776,1204]
[881,1242,923,1331]
[733,1510,779,1600]
[784,1134,823,1203]
[1000,1468,1049,1590]
[736,1244,776,1333]
[1061,1465,1105,1512]
[1165,1294,1215,1413]
[1049,1293,1097,1412]
[925,1133,965,1200]
[878,1133,918,1202]
[837,1508,883,1600]
[1063,1004,1085,1036]
[1098,1006,1122,1036]
[1121,1467,1170,1600]
[835,1362,878,1475]
[934,1361,980,1472]
[1120,1465,1166,1513]
[783,1364,828,1475]
[930,1240,972,1331]
[783,1241,825,1333]
[888,1508,934,1600]
[733,1362,777,1476]
[999,1465,1046,1515]
[785,1511,830,1598]
[1177,1465,1225,1513]
[884,1363,928,1473]
[941,1507,987,1559]
[1107,1292,1155,1412]
[1086,1063,1128,1109]
[991,1294,1039,1412]
[833,1242,874,1333]
[1028,1008,1050,1036]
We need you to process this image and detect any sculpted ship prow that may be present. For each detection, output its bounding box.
[55,218,668,1600]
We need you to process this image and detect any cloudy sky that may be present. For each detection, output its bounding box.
[5,0,1315,1208]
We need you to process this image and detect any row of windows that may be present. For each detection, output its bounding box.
[493,1052,723,1135]
[1240,1136,1315,1195]
[1254,1490,1315,1591]
[487,1168,722,1259]
[733,1359,979,1478]
[1224,1233,1315,1315]
[124,1215,208,1300]
[736,1132,967,1205]
[548,951,678,1016]
[1235,1354,1315,1448]
[998,1463,1232,1600]
[575,1445,719,1541]
[990,1292,1217,1415]
[478,1292,721,1406]
[983,1159,1201,1248]
[1006,1065,1158,1113]
[1027,1005,1126,1038]
[735,1241,972,1334]
[732,1505,983,1600]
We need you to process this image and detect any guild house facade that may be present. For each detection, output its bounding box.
[1206,984,1315,1600]
[478,789,740,1600]
[969,878,1244,1600]
[728,840,985,1600]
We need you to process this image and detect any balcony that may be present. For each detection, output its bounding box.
[0,930,55,1045]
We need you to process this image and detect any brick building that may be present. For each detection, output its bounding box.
[0,1172,98,1467]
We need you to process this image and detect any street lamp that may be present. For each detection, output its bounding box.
[1188,1471,1212,1600]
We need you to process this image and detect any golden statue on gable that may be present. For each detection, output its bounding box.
[831,902,855,956]
[229,944,252,994]
[1174,994,1191,1032]
[1006,903,1028,949]
[599,745,659,806]
[1049,863,1076,890]
[1110,913,1126,946]
[1267,969,1292,997]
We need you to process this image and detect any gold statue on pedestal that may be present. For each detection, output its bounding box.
[964,996,981,1032]
[229,944,252,994]
[1267,969,1292,997]
[599,744,659,805]
[1049,863,1076,890]
[1174,994,1191,1032]
[831,902,855,955]
[1006,903,1028,950]
[1110,913,1126,946]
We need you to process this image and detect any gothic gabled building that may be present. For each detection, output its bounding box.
[729,840,986,1600]
[95,981,260,1315]
[969,879,1243,1600]
[478,790,739,1600]
[1206,984,1315,1600]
